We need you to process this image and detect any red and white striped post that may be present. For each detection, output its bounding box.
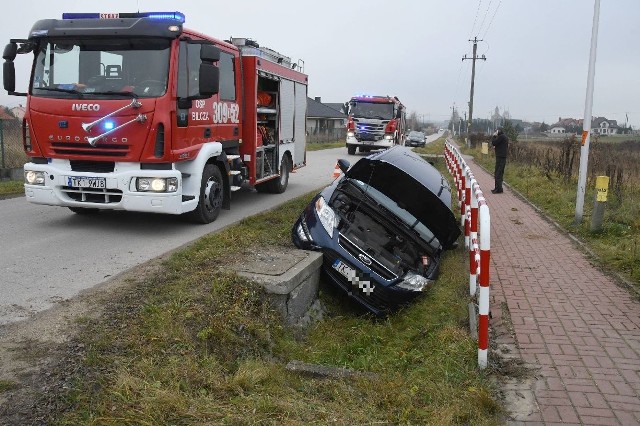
[464,166,472,247]
[477,201,491,369]
[444,140,492,369]
[468,175,480,296]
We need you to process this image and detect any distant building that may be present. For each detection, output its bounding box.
[549,116,619,136]
[10,105,25,120]
[0,108,15,121]
[591,117,619,135]
[324,102,347,114]
[306,97,348,142]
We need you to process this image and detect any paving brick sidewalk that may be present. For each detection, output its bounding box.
[464,157,640,425]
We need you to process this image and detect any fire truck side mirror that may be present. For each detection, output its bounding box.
[3,62,15,93]
[200,44,220,63]
[3,43,17,61]
[198,63,219,97]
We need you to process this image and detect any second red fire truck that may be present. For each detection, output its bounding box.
[345,95,406,155]
[3,11,308,223]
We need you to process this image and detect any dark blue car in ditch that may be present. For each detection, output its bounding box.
[292,146,461,316]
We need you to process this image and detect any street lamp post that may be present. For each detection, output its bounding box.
[574,0,601,225]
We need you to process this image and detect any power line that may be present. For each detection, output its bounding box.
[469,0,483,40]
[481,0,502,39]
[476,0,493,37]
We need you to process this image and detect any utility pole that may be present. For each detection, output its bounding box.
[450,104,456,135]
[463,37,486,134]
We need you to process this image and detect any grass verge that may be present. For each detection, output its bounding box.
[39,190,502,424]
[0,180,22,197]
[306,141,345,151]
[465,143,640,292]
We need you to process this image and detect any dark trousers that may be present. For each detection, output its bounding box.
[494,156,506,191]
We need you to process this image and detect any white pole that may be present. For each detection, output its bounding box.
[574,0,601,224]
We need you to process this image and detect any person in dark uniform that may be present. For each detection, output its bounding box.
[491,128,509,194]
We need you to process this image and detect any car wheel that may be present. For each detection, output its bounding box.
[347,145,356,155]
[186,163,224,223]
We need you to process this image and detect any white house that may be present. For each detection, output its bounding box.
[9,105,25,120]
[591,117,619,135]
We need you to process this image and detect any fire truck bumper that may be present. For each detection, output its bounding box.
[346,134,395,149]
[23,160,189,215]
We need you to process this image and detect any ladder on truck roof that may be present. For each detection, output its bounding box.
[229,37,303,71]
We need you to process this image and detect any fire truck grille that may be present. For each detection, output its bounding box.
[51,142,129,158]
[70,160,116,173]
[62,186,123,204]
[353,121,386,141]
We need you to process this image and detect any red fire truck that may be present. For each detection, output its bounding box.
[345,95,406,155]
[2,11,308,223]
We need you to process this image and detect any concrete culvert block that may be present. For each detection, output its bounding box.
[234,247,323,326]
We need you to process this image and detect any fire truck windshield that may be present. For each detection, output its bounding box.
[350,102,394,120]
[32,38,171,99]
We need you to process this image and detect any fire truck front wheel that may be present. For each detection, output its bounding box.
[187,163,224,223]
[347,145,356,155]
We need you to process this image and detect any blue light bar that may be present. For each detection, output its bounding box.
[146,12,185,23]
[62,11,185,24]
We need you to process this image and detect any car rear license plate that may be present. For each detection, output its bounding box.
[332,259,355,279]
[67,176,106,188]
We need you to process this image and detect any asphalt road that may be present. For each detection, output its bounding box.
[0,133,443,326]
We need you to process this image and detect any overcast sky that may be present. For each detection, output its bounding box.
[1,0,638,128]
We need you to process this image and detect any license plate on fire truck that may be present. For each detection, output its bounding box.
[67,176,106,189]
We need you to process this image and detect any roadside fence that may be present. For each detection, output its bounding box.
[0,119,28,178]
[444,140,491,369]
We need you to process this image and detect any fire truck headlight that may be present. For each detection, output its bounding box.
[25,170,45,185]
[136,177,178,193]
[347,131,355,137]
[384,135,393,140]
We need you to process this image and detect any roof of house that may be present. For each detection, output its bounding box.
[324,103,346,114]
[552,117,583,128]
[307,97,348,119]
[592,116,618,127]
[0,109,15,120]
